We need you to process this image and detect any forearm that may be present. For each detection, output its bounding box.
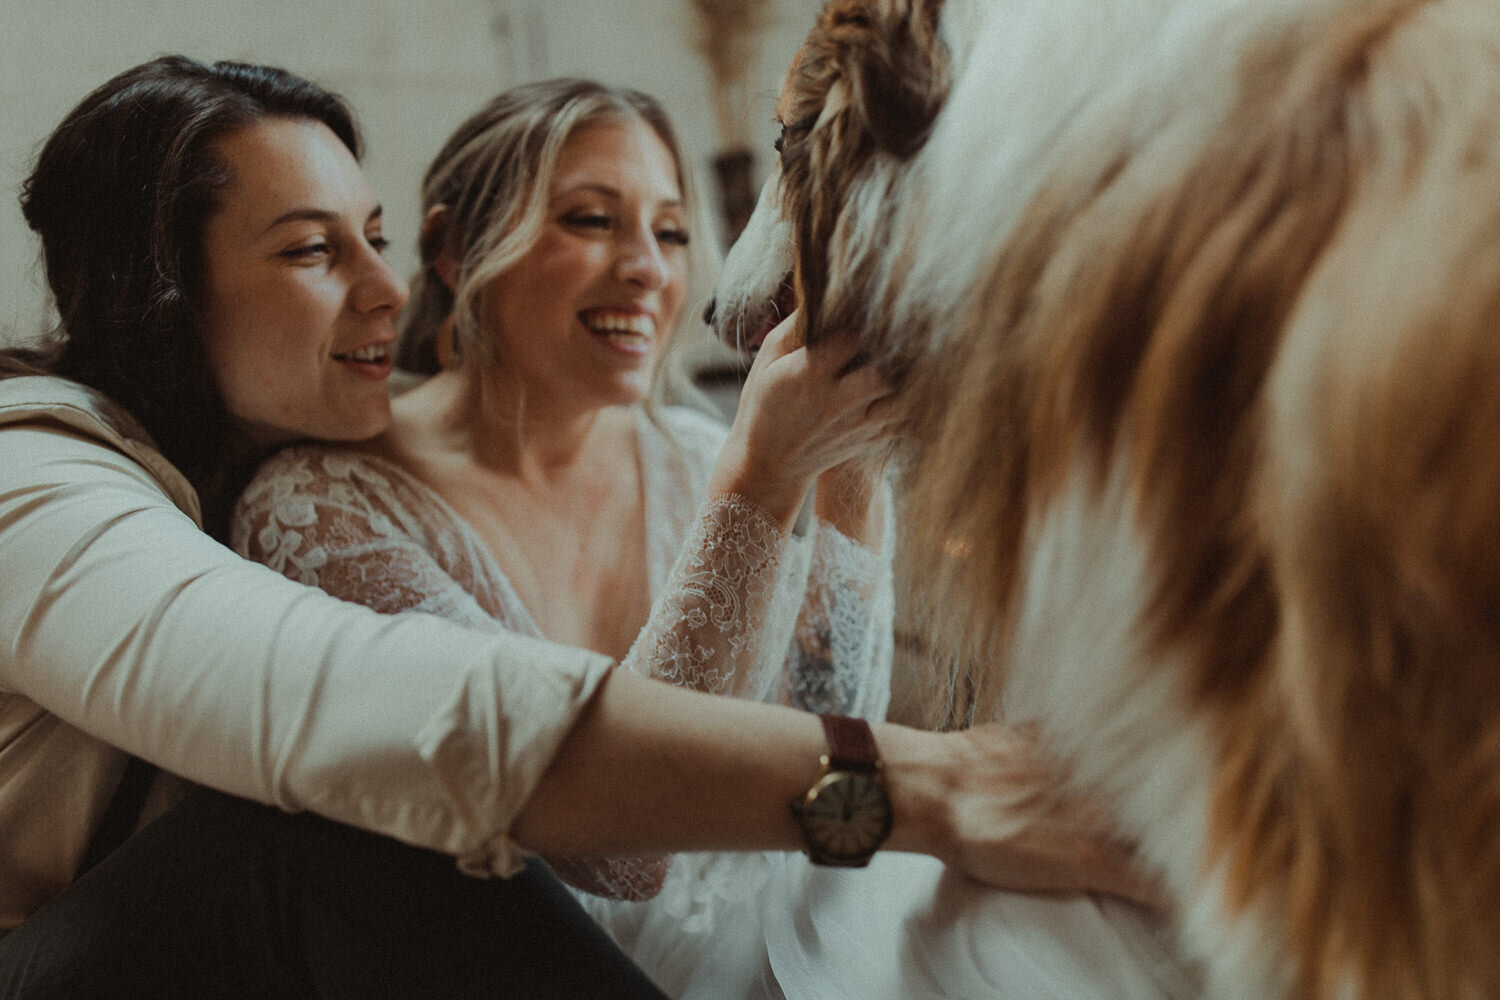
[621,490,794,699]
[777,478,897,715]
[515,674,1164,905]
[511,669,951,859]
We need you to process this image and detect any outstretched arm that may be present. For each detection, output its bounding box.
[0,411,1154,904]
[517,668,1165,907]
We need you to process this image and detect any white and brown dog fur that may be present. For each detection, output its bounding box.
[710,0,1500,997]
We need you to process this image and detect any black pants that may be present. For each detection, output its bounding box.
[0,789,668,999]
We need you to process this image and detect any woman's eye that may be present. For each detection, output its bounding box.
[774,125,786,154]
[564,212,612,230]
[279,241,332,261]
[367,234,390,254]
[656,227,691,248]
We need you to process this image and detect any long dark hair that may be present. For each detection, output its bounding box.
[10,55,360,534]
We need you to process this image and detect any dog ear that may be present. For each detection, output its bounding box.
[838,0,949,160]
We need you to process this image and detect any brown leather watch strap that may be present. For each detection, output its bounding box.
[819,714,879,773]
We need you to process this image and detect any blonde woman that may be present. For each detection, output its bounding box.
[233,74,898,917]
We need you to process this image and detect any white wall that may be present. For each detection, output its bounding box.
[0,0,819,347]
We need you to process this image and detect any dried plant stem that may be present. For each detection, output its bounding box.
[688,0,771,146]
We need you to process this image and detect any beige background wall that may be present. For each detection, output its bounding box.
[0,0,817,347]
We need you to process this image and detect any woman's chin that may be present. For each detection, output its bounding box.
[267,406,393,448]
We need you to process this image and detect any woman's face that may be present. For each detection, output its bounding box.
[199,117,408,447]
[475,115,689,409]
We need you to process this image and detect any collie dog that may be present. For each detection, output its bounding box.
[710,0,1500,996]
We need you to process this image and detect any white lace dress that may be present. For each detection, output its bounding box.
[232,404,1199,999]
[231,404,895,996]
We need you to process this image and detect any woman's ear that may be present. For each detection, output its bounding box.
[420,204,461,292]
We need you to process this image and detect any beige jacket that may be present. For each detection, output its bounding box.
[0,376,611,933]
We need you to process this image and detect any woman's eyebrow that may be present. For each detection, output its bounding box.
[260,204,384,235]
[261,207,337,235]
[553,182,682,209]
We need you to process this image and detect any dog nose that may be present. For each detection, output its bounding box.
[702,298,717,328]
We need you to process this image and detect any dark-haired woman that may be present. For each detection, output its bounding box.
[0,55,1153,999]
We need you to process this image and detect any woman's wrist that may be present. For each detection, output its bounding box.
[871,722,957,861]
[706,433,813,532]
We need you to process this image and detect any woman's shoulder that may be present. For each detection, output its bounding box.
[0,374,156,456]
[635,404,731,514]
[231,442,454,560]
[239,442,422,512]
[0,374,201,522]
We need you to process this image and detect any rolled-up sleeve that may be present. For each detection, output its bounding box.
[0,423,611,876]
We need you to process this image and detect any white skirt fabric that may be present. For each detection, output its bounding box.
[586,850,1200,1000]
[762,852,1198,1000]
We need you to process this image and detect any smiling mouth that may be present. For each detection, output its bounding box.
[332,343,392,367]
[580,308,657,346]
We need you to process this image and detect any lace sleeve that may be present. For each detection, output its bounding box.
[232,448,669,902]
[779,504,896,720]
[621,493,788,695]
[621,485,894,721]
[602,484,894,938]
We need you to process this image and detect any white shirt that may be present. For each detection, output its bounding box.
[0,375,612,934]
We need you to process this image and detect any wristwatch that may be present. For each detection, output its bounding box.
[790,713,894,867]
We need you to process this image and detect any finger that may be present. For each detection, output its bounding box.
[832,423,903,465]
[806,329,868,374]
[831,363,896,410]
[866,401,918,443]
[863,394,900,426]
[756,310,802,363]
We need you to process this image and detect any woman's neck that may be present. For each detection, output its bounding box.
[453,367,599,473]
[377,363,650,659]
[385,365,637,489]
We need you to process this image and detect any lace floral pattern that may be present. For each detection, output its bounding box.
[786,524,891,718]
[621,493,785,696]
[621,491,892,725]
[231,405,894,918]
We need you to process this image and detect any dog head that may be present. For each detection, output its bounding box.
[719,0,1500,996]
[709,0,950,361]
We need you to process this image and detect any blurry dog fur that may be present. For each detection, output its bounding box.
[710,0,1500,997]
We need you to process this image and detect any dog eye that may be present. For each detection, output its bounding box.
[775,116,818,156]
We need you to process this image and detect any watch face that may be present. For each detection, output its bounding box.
[802,770,893,862]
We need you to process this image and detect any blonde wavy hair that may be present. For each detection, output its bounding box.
[397,78,719,411]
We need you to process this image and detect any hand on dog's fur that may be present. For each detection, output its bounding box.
[708,311,898,530]
[934,722,1166,909]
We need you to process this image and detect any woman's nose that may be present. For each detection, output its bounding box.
[614,226,669,290]
[354,245,410,314]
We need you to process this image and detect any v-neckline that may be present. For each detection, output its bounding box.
[352,409,657,645]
